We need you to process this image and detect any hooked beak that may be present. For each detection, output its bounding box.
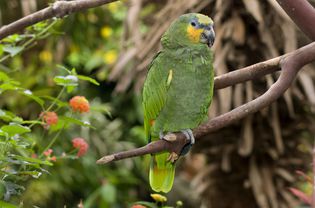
[200,26,215,48]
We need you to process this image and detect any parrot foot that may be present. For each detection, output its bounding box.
[160,131,177,142]
[180,129,195,156]
[167,152,179,163]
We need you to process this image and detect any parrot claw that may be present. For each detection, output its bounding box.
[167,152,179,163]
[180,129,195,156]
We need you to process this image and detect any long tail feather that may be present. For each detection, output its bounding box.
[149,152,175,193]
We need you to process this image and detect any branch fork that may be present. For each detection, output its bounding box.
[97,42,315,164]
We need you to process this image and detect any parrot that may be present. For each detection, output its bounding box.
[142,13,215,193]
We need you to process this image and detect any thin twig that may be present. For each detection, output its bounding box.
[0,0,117,40]
[97,42,315,164]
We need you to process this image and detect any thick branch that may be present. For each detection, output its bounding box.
[0,0,117,40]
[97,42,315,164]
[214,57,280,90]
[276,0,315,40]
[195,42,315,138]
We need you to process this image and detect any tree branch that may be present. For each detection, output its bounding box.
[276,0,315,40]
[0,0,117,40]
[97,42,315,164]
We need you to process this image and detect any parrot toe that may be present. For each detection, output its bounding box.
[167,152,179,163]
[160,131,177,142]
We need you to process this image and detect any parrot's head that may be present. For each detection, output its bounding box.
[162,13,215,49]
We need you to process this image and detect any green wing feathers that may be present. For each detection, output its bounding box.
[142,52,175,193]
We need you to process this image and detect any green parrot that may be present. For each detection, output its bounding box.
[142,13,215,193]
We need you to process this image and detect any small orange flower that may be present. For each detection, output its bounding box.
[43,149,53,156]
[72,138,89,157]
[69,96,90,113]
[40,111,58,126]
[49,156,57,162]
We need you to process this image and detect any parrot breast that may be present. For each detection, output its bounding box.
[151,45,214,137]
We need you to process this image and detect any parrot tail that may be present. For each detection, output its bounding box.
[149,152,175,193]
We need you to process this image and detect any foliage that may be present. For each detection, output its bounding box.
[0,3,149,206]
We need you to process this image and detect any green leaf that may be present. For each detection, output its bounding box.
[18,171,43,178]
[60,116,95,129]
[0,200,18,208]
[77,75,100,86]
[22,120,43,125]
[19,89,44,107]
[84,54,103,71]
[1,123,30,137]
[0,71,9,81]
[10,155,53,166]
[54,75,78,87]
[3,46,24,56]
[56,65,71,74]
[2,34,22,43]
[0,110,23,123]
[41,95,68,108]
[100,184,116,204]
[0,83,19,91]
[32,21,48,31]
[0,45,3,56]
[66,85,75,93]
[71,67,77,75]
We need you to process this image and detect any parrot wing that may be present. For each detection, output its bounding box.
[142,51,175,193]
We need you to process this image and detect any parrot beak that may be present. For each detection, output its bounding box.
[201,26,215,48]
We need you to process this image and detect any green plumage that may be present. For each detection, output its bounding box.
[142,13,215,193]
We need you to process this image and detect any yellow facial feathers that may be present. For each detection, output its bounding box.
[196,14,213,24]
[187,25,203,43]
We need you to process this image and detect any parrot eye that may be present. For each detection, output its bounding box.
[190,21,197,27]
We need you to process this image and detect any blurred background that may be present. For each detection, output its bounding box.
[1,0,315,207]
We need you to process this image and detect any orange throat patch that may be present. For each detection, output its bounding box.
[187,25,203,43]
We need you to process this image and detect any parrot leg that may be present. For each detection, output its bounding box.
[180,129,195,156]
[159,131,179,163]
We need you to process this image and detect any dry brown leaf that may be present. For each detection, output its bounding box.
[239,116,254,156]
[281,21,297,53]
[21,0,37,16]
[266,0,293,22]
[126,0,142,47]
[191,164,218,188]
[267,75,284,154]
[233,83,244,107]
[261,166,278,208]
[231,13,246,45]
[283,89,295,118]
[298,69,315,106]
[208,95,219,118]
[267,148,279,160]
[242,0,263,23]
[275,168,295,182]
[249,157,269,208]
[221,145,233,172]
